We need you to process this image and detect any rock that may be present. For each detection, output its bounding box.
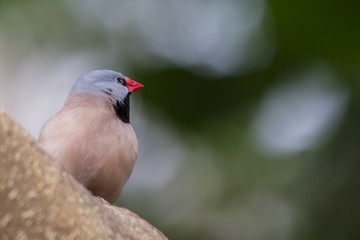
[0,107,167,240]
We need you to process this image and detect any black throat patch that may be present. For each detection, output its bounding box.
[114,93,131,123]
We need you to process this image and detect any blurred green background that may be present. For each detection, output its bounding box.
[1,0,360,239]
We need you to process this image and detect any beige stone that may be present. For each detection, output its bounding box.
[0,107,167,240]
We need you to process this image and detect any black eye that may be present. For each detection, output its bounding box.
[115,77,126,86]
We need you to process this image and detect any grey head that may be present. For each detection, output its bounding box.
[70,70,143,123]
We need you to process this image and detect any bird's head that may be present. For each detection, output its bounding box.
[70,70,143,123]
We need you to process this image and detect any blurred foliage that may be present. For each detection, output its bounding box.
[1,0,360,239]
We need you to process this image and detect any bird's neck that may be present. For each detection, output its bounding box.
[114,94,130,124]
[63,92,131,124]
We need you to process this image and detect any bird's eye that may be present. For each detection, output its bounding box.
[115,77,126,86]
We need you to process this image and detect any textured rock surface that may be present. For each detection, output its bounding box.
[0,107,167,240]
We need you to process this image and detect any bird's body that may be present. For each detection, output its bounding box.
[38,70,143,203]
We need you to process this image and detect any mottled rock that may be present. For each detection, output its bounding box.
[0,107,167,240]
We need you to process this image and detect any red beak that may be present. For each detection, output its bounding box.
[125,77,143,93]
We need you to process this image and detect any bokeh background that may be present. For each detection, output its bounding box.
[1,0,360,239]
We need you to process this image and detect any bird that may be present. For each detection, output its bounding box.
[38,70,143,203]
